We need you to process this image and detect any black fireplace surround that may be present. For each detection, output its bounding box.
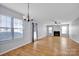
[54,31,60,36]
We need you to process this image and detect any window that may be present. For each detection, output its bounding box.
[14,18,23,39]
[48,27,52,34]
[62,26,67,34]
[0,15,23,41]
[0,15,12,41]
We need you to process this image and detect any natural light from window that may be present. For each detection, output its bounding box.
[48,27,52,33]
[62,26,67,34]
[0,15,23,41]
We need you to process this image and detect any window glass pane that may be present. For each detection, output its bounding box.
[48,27,52,34]
[14,18,23,28]
[18,20,23,28]
[1,15,7,27]
[0,15,2,27]
[14,29,23,39]
[0,15,11,28]
[48,27,52,31]
[14,18,18,28]
[0,28,6,32]
[62,26,67,34]
[0,15,23,41]
[0,15,12,41]
[14,18,23,39]
[0,28,12,41]
[6,16,11,28]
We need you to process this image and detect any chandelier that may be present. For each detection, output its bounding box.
[23,3,33,22]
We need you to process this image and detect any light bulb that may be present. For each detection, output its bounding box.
[23,16,26,19]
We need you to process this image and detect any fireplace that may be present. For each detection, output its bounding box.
[54,31,60,36]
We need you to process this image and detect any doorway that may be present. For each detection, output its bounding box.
[32,23,38,42]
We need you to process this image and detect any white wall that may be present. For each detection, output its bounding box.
[0,5,23,19]
[37,23,47,39]
[70,17,79,43]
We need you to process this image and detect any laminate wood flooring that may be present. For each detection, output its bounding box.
[1,36,79,56]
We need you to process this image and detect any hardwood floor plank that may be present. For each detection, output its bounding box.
[1,36,79,56]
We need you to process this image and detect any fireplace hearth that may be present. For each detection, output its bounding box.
[54,31,60,36]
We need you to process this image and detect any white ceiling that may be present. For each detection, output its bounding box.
[1,3,79,24]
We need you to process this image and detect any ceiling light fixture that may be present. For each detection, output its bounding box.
[51,17,60,25]
[23,3,33,22]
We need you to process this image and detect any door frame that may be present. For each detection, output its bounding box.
[32,22,38,42]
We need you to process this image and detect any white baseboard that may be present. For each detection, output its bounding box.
[70,37,79,44]
[0,41,31,55]
[0,35,46,55]
[72,39,79,44]
[38,35,46,40]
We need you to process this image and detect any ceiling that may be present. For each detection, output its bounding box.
[1,3,79,25]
